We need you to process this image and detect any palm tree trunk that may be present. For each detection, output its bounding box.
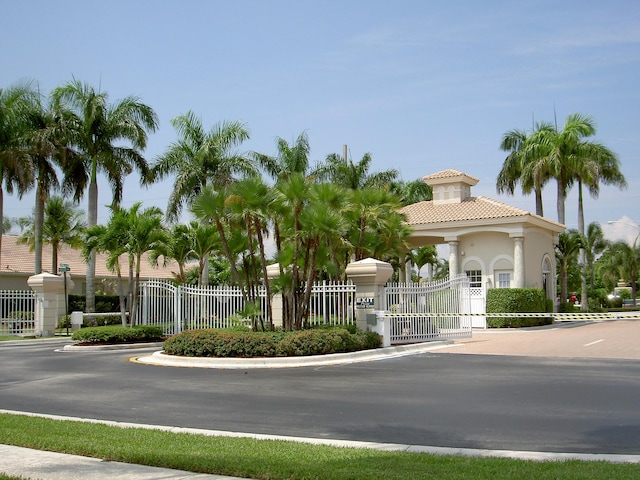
[35,181,45,274]
[51,241,59,274]
[556,180,566,226]
[535,186,544,217]
[86,180,98,313]
[577,181,589,311]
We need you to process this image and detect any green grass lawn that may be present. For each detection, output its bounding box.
[0,413,638,480]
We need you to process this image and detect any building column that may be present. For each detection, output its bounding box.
[513,236,524,288]
[448,241,459,277]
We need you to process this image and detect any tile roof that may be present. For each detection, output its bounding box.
[400,196,563,227]
[0,235,177,279]
[423,169,479,182]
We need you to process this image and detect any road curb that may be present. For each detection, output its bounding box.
[131,341,455,369]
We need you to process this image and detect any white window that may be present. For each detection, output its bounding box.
[465,270,482,288]
[497,272,511,288]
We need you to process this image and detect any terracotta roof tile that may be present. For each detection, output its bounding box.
[422,169,479,182]
[1,235,177,280]
[400,196,551,225]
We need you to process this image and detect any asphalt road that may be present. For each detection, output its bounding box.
[1,337,639,455]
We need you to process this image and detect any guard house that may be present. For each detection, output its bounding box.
[400,170,565,325]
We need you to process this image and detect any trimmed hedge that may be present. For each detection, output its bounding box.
[486,288,552,328]
[71,325,164,344]
[163,327,382,358]
[69,295,121,313]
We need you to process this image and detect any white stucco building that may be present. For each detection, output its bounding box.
[400,170,565,320]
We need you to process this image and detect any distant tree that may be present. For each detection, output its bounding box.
[583,222,609,290]
[18,196,86,273]
[253,131,316,182]
[555,229,582,305]
[149,223,195,284]
[389,178,432,206]
[317,151,398,190]
[597,240,640,305]
[408,245,438,281]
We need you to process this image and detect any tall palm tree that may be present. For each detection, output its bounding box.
[497,123,554,217]
[52,79,159,314]
[17,196,86,273]
[151,112,253,222]
[525,113,611,226]
[0,81,35,268]
[22,91,80,273]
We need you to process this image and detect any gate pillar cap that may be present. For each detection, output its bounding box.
[345,258,394,286]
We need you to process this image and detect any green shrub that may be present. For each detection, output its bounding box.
[163,327,382,358]
[68,295,121,313]
[71,325,164,344]
[486,288,552,328]
[557,301,578,313]
[606,296,623,309]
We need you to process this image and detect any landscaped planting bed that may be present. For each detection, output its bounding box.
[163,327,382,358]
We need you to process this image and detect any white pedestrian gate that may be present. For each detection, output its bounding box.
[0,290,36,335]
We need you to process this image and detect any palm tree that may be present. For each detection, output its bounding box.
[555,229,582,306]
[389,178,432,206]
[149,223,195,283]
[317,151,398,190]
[151,112,253,222]
[22,91,80,273]
[525,113,612,226]
[124,204,168,324]
[17,196,86,273]
[185,221,219,287]
[0,81,35,268]
[497,123,554,217]
[408,246,438,281]
[583,222,609,290]
[83,208,130,326]
[253,131,316,182]
[52,79,159,314]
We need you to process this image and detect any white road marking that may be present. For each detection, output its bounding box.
[583,339,604,347]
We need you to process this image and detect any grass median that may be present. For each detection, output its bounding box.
[1,413,639,479]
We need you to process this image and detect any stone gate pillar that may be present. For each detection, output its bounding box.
[27,273,74,337]
[345,258,394,332]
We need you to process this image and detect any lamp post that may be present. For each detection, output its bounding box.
[58,263,70,335]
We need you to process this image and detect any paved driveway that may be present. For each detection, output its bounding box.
[443,320,640,359]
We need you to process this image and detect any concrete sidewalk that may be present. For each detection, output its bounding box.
[0,444,246,479]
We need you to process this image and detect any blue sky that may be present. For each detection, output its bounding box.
[2,0,639,243]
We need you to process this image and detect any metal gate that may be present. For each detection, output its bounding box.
[384,276,472,344]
